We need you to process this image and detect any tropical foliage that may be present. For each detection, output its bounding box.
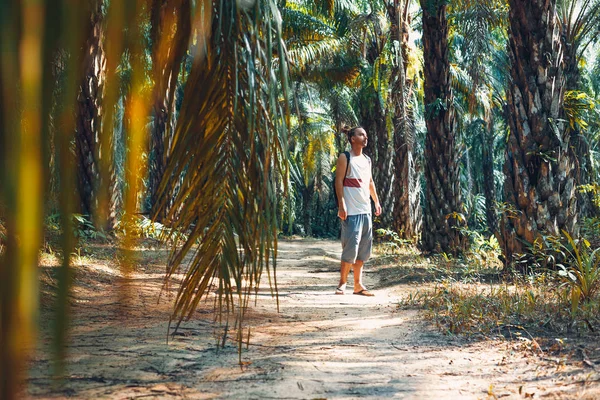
[2,0,600,397]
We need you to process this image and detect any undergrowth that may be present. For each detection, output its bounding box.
[400,277,600,337]
[394,227,600,339]
[43,212,186,245]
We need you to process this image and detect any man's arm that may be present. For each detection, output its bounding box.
[335,153,348,220]
[369,178,382,216]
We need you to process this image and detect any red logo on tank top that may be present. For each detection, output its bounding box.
[343,178,362,188]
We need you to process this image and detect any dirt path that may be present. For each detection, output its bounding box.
[29,238,599,399]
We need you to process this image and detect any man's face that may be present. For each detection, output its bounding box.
[352,128,368,148]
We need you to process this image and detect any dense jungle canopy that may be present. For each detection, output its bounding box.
[1,0,600,398]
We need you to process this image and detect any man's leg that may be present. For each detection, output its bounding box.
[352,260,364,292]
[352,214,374,295]
[337,215,360,294]
[338,261,353,289]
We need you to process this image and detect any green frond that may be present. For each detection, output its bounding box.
[287,37,345,73]
[404,46,422,82]
[295,50,363,86]
[449,0,508,31]
[155,1,289,339]
[564,90,596,130]
[324,84,359,126]
[304,127,335,182]
[592,49,600,96]
[281,7,336,44]
[289,153,307,189]
[449,63,473,98]
[286,0,360,18]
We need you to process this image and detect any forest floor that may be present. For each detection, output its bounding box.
[27,237,600,399]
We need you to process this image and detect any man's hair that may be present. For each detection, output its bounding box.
[341,125,362,143]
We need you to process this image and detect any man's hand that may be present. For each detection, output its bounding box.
[369,179,381,217]
[338,203,348,220]
[374,202,382,217]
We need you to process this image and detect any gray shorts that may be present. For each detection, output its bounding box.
[341,213,372,264]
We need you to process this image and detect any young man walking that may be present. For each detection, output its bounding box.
[335,126,382,296]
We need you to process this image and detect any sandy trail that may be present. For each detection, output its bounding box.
[28,238,599,399]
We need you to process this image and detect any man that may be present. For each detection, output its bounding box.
[335,126,382,296]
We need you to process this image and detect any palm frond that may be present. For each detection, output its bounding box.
[281,7,336,45]
[449,63,473,99]
[558,0,600,59]
[287,37,345,73]
[303,53,362,85]
[592,49,600,95]
[303,121,336,179]
[289,0,360,17]
[449,0,508,117]
[155,1,289,346]
[324,84,359,126]
[564,90,596,131]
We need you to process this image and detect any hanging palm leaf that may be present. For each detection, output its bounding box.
[154,0,290,350]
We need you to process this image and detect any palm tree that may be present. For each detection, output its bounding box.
[558,0,600,90]
[557,0,600,219]
[148,0,191,220]
[419,0,468,254]
[75,0,106,223]
[388,0,422,239]
[76,0,124,230]
[286,83,338,236]
[448,0,509,235]
[355,16,396,228]
[279,1,362,234]
[281,1,391,230]
[501,0,579,268]
[325,84,359,153]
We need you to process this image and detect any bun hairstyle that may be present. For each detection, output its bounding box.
[341,125,362,143]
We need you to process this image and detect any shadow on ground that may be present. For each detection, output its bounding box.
[28,238,600,399]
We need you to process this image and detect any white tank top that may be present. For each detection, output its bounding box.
[343,153,372,215]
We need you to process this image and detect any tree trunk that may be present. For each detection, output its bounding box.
[572,132,597,218]
[76,0,119,229]
[463,143,474,215]
[482,118,498,233]
[330,87,351,154]
[76,0,105,219]
[501,0,578,268]
[360,91,394,227]
[563,32,581,92]
[419,0,467,254]
[302,185,313,236]
[389,0,421,240]
[561,21,597,220]
[148,0,190,221]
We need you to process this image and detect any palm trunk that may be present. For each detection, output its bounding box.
[76,0,104,218]
[482,119,498,233]
[419,0,467,254]
[562,22,597,220]
[372,102,394,227]
[302,185,313,236]
[389,0,421,240]
[572,133,597,218]
[360,91,393,227]
[333,105,347,154]
[501,0,578,268]
[76,0,119,229]
[148,0,191,221]
[463,143,474,214]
